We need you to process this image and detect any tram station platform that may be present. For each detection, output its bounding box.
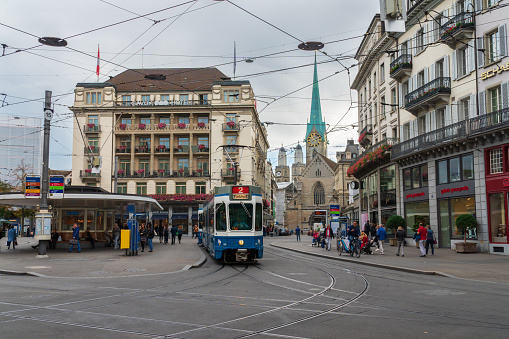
[0,236,205,278]
[270,236,509,283]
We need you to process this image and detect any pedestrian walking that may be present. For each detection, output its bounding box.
[147,226,154,252]
[69,223,81,253]
[363,220,371,238]
[376,224,386,255]
[295,226,301,241]
[158,224,164,243]
[164,225,169,244]
[371,223,379,250]
[425,225,435,256]
[192,224,198,239]
[395,226,406,257]
[113,223,120,249]
[6,225,17,249]
[139,224,146,252]
[324,225,334,251]
[177,225,183,243]
[170,225,177,244]
[417,223,428,257]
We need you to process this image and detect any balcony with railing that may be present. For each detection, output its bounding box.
[392,120,466,160]
[440,11,474,47]
[404,77,451,114]
[221,168,241,178]
[174,145,190,153]
[116,146,131,154]
[470,108,509,136]
[348,138,398,179]
[80,170,101,179]
[84,146,99,154]
[191,145,209,153]
[134,145,150,153]
[155,145,171,154]
[222,122,240,132]
[390,54,412,81]
[358,124,373,148]
[84,124,100,133]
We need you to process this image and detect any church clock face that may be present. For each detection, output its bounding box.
[307,132,322,147]
[276,171,281,177]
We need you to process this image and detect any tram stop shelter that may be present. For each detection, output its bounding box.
[0,186,163,243]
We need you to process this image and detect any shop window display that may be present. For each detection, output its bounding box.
[405,201,429,235]
[489,193,506,242]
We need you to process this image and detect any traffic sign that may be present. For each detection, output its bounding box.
[25,176,41,198]
[44,109,53,121]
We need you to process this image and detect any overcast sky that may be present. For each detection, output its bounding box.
[0,0,380,170]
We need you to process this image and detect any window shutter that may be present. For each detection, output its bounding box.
[400,125,405,142]
[430,62,436,80]
[468,43,476,73]
[409,121,414,139]
[469,94,477,118]
[425,112,431,133]
[412,34,417,56]
[478,90,486,116]
[466,0,473,12]
[445,105,452,126]
[502,82,509,109]
[451,101,459,124]
[423,23,428,50]
[499,24,507,58]
[444,55,450,78]
[424,67,429,84]
[399,83,403,108]
[474,0,482,11]
[430,110,436,130]
[477,36,485,68]
[413,119,419,137]
[413,75,418,91]
[452,50,457,80]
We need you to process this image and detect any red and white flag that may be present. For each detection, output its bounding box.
[96,44,100,78]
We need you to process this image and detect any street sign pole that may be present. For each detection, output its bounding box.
[36,91,53,257]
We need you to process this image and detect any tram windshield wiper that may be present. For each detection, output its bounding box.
[214,201,224,214]
[240,202,251,218]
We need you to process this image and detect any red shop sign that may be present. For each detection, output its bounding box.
[503,179,509,187]
[440,186,469,195]
[406,192,425,199]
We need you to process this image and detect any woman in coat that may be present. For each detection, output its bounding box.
[7,226,17,249]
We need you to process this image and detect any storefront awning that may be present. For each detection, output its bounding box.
[171,213,188,220]
[152,213,169,220]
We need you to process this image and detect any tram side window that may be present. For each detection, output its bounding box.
[215,203,227,231]
[255,203,262,231]
[229,203,253,231]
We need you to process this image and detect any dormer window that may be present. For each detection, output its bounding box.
[86,92,102,104]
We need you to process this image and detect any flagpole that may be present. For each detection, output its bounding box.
[96,44,100,82]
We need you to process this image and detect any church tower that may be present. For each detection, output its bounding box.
[292,143,305,184]
[305,54,328,164]
[275,146,290,182]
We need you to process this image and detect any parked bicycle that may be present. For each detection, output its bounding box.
[337,236,350,256]
[348,236,361,258]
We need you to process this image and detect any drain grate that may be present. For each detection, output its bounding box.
[493,247,505,253]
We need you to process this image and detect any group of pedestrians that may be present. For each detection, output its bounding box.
[416,223,436,257]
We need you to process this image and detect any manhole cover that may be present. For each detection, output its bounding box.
[91,271,110,274]
[123,268,146,272]
[25,266,51,269]
[417,289,465,296]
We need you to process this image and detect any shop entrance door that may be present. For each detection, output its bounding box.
[439,200,451,248]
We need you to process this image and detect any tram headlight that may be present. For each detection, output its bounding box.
[239,240,244,246]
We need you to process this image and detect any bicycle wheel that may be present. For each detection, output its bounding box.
[355,243,361,258]
[349,244,354,257]
[338,241,344,256]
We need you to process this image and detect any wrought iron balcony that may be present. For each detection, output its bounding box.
[84,146,99,154]
[191,145,209,153]
[404,77,451,114]
[116,147,131,153]
[174,145,190,153]
[221,169,241,178]
[84,124,100,133]
[389,54,412,81]
[135,145,150,153]
[391,120,466,160]
[155,146,171,153]
[222,122,240,131]
[440,11,474,47]
[348,138,398,179]
[470,108,509,136]
[80,170,101,178]
[358,124,373,148]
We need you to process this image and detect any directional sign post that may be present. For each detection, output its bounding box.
[49,175,64,199]
[25,176,41,198]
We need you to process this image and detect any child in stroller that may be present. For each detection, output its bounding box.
[312,230,322,247]
[360,232,374,254]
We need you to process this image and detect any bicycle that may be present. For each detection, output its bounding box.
[348,236,361,258]
[337,236,350,256]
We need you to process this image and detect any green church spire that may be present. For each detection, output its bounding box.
[306,54,326,138]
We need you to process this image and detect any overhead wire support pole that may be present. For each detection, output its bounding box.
[41,90,52,210]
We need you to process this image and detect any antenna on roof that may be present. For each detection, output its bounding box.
[233,41,237,80]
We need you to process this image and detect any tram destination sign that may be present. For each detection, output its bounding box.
[25,176,41,198]
[49,175,64,199]
[231,186,250,200]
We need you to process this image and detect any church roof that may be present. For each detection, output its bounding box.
[317,152,337,170]
[280,146,286,152]
[305,55,326,139]
[295,143,302,150]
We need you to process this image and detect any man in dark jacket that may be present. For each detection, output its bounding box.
[69,223,81,253]
[363,220,371,237]
[170,225,177,245]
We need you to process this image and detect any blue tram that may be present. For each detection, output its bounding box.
[201,185,263,263]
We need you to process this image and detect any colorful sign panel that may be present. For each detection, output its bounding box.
[232,186,250,200]
[49,175,64,199]
[330,204,340,219]
[25,176,41,198]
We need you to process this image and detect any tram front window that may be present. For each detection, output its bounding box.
[229,203,253,231]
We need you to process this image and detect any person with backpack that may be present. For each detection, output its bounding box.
[177,225,183,243]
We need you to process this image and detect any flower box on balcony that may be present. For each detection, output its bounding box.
[227,121,236,127]
[85,169,92,173]
[178,168,184,173]
[178,123,186,129]
[158,169,166,173]
[228,167,235,171]
[136,169,145,174]
[138,123,146,130]
[87,123,95,129]
[119,145,127,151]
[117,169,125,175]
[197,122,205,128]
[198,144,206,151]
[157,145,166,151]
[157,122,166,129]
[88,145,96,150]
[119,123,127,130]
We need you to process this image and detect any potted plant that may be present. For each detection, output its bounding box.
[119,145,127,151]
[455,214,478,253]
[227,121,236,128]
[177,144,183,151]
[87,123,95,129]
[178,168,184,174]
[197,122,205,128]
[138,123,146,130]
[178,123,186,129]
[386,215,405,246]
[117,169,125,175]
[157,122,166,129]
[119,123,127,130]
[136,169,145,175]
[85,168,92,173]
[157,144,166,151]
[198,144,206,151]
[197,168,204,175]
